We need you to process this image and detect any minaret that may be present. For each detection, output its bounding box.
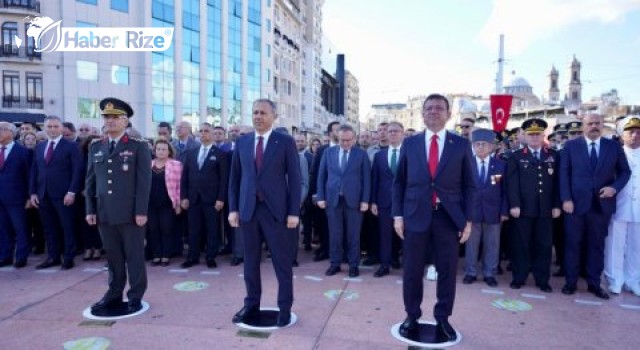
[495,34,505,94]
[567,55,582,104]
[548,65,560,104]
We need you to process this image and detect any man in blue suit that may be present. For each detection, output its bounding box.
[229,99,301,327]
[30,116,83,270]
[371,121,404,277]
[0,122,33,268]
[392,94,477,342]
[463,129,508,287]
[560,113,631,299]
[317,124,371,278]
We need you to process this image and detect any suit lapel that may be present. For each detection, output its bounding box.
[259,133,278,176]
[415,133,430,179]
[595,139,608,173]
[382,149,393,175]
[343,148,356,173]
[435,132,454,178]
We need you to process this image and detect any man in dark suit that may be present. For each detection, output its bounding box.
[30,116,83,270]
[317,124,371,277]
[371,121,404,277]
[506,119,561,293]
[309,121,341,261]
[393,94,477,342]
[560,113,631,299]
[86,98,151,315]
[295,134,314,251]
[0,122,33,268]
[229,99,301,327]
[463,129,508,287]
[180,123,229,269]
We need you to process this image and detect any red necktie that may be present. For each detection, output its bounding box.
[45,141,55,165]
[255,136,264,171]
[429,134,439,205]
[0,146,6,170]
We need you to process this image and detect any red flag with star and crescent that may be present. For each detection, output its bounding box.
[490,94,513,133]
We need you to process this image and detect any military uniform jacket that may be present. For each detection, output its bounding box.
[85,134,152,225]
[507,147,560,218]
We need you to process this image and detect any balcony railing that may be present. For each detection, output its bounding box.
[2,95,43,109]
[0,45,42,59]
[2,0,40,12]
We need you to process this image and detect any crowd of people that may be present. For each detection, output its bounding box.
[0,95,639,330]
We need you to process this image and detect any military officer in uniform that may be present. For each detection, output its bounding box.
[86,98,152,316]
[507,119,561,293]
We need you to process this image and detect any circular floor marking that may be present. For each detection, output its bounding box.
[82,301,150,320]
[63,337,111,350]
[173,281,210,291]
[324,289,359,301]
[390,320,462,348]
[234,307,298,331]
[491,298,532,312]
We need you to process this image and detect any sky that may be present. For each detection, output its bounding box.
[323,0,640,119]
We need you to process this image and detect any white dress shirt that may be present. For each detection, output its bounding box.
[1,141,15,159]
[254,128,273,157]
[425,129,446,161]
[387,145,402,168]
[613,146,640,222]
[584,137,601,157]
[43,135,63,157]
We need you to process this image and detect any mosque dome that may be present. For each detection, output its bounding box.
[507,76,531,88]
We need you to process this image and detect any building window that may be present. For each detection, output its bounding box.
[78,97,100,119]
[1,22,18,55]
[2,71,19,106]
[111,0,129,12]
[77,60,98,81]
[77,0,98,5]
[111,65,129,85]
[23,23,39,57]
[76,21,97,28]
[26,72,43,107]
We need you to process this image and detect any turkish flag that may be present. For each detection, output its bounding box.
[490,94,513,133]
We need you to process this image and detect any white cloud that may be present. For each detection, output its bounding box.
[477,0,640,53]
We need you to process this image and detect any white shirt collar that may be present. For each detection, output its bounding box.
[585,136,601,146]
[109,132,125,144]
[1,141,15,152]
[48,135,63,145]
[256,129,273,142]
[425,129,447,142]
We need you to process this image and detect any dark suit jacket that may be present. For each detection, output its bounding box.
[181,145,229,205]
[85,134,152,225]
[559,137,631,215]
[30,138,82,199]
[172,136,200,163]
[316,146,371,209]
[507,147,560,218]
[392,131,477,232]
[309,144,331,197]
[0,143,32,206]
[472,157,508,224]
[229,131,301,223]
[371,148,395,209]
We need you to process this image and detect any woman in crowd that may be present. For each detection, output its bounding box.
[148,139,182,266]
[309,137,321,156]
[20,131,45,254]
[80,135,103,260]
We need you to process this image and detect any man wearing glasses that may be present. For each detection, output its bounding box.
[85,97,151,316]
[458,117,475,139]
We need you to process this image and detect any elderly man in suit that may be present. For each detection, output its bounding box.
[393,94,477,342]
[317,124,371,278]
[180,123,229,269]
[30,116,83,270]
[86,98,151,316]
[560,113,631,299]
[229,99,301,327]
[463,129,508,287]
[0,122,33,268]
[371,121,404,277]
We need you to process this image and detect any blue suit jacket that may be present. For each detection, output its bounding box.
[371,148,395,209]
[471,156,508,224]
[316,146,371,209]
[559,137,631,216]
[30,138,82,199]
[228,131,301,223]
[0,143,32,206]
[392,131,478,231]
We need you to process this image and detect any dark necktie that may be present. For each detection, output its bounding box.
[341,149,348,172]
[255,136,264,171]
[45,141,55,164]
[390,148,398,175]
[429,135,439,205]
[479,160,486,183]
[533,150,539,161]
[0,146,5,170]
[109,140,116,154]
[590,142,598,169]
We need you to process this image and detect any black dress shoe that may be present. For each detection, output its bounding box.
[276,310,291,327]
[313,252,328,262]
[561,284,577,295]
[127,299,143,314]
[537,283,553,293]
[587,285,610,300]
[180,260,198,268]
[13,260,27,268]
[484,277,498,287]
[35,259,61,269]
[0,259,13,268]
[232,306,260,323]
[91,297,122,312]
[510,281,524,289]
[398,317,418,338]
[374,266,390,278]
[348,267,359,277]
[230,257,243,266]
[206,259,217,268]
[61,260,74,270]
[362,257,379,266]
[325,265,341,276]
[463,275,476,284]
[436,319,457,342]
